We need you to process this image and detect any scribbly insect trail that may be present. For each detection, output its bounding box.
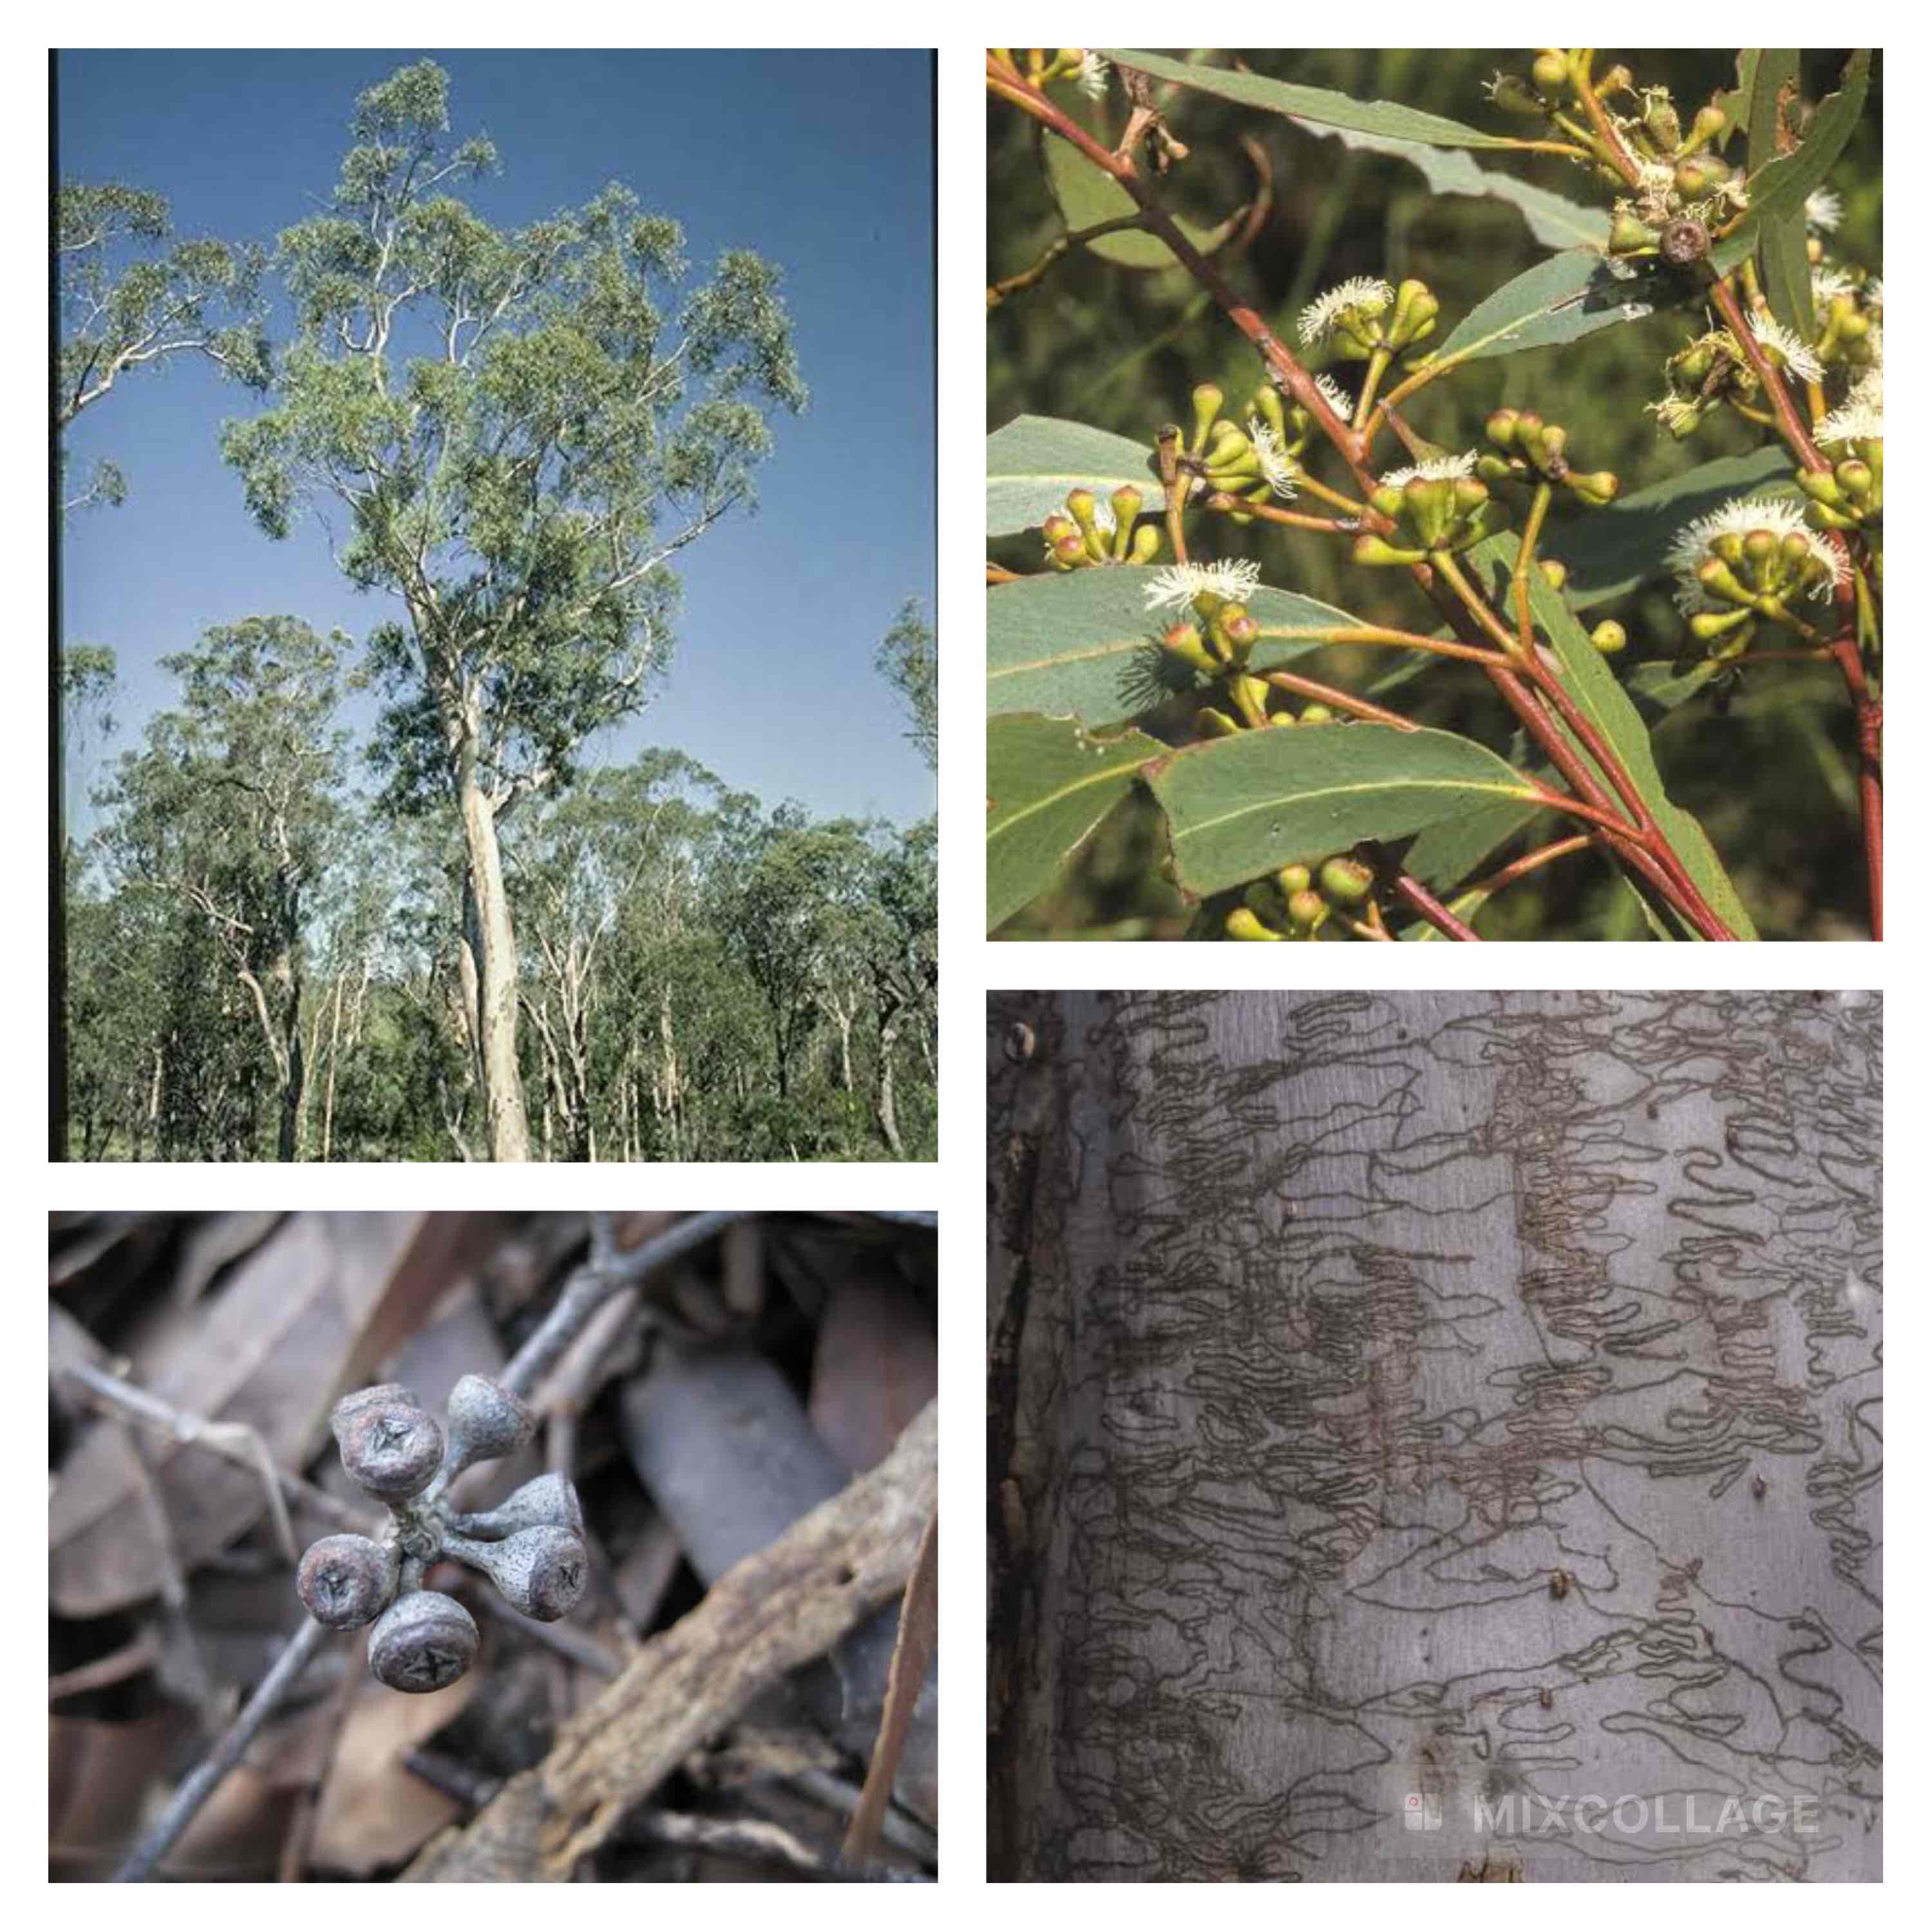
[987,992,1880,1883]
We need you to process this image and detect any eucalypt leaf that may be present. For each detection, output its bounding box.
[989,714,1162,931]
[1144,721,1537,902]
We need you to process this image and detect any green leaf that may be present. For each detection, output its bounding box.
[1557,447,1795,610]
[1627,659,1727,720]
[1462,535,1757,938]
[1401,795,1546,892]
[1747,52,1812,340]
[987,414,1163,538]
[1289,118,1605,251]
[987,568,1367,724]
[1712,51,1761,142]
[1146,722,1535,900]
[1430,248,1678,366]
[1040,131,1242,270]
[987,714,1162,930]
[1712,52,1870,278]
[1104,48,1524,149]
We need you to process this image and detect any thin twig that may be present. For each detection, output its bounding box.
[115,1615,333,1881]
[500,1210,750,1399]
[842,1510,938,1865]
[60,1358,366,1545]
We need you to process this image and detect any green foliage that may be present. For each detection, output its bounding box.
[1147,722,1534,898]
[223,61,807,820]
[876,598,937,769]
[989,48,1880,938]
[56,180,269,503]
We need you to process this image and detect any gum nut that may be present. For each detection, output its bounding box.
[452,1472,585,1540]
[474,1526,589,1622]
[368,1590,478,1693]
[337,1397,444,1499]
[297,1533,390,1629]
[443,1373,537,1469]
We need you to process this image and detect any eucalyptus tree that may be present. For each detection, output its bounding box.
[220,61,806,1158]
[55,182,269,497]
[875,598,937,770]
[864,816,937,1157]
[97,616,348,1160]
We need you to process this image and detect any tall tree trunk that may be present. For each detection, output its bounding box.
[875,999,905,1158]
[276,972,303,1163]
[457,771,532,1161]
[989,991,1882,1883]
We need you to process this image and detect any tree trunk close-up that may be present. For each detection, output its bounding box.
[989,992,1881,1882]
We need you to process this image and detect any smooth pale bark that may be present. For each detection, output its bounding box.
[457,771,531,1162]
[989,991,1882,1883]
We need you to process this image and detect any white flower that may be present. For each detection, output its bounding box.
[1312,372,1354,418]
[1379,451,1477,489]
[1804,188,1843,234]
[1298,276,1394,347]
[1667,495,1846,612]
[1077,52,1110,100]
[1245,418,1298,500]
[1647,395,1703,436]
[1141,560,1262,612]
[1812,265,1859,306]
[1748,311,1824,384]
[1085,495,1117,535]
[1815,397,1882,446]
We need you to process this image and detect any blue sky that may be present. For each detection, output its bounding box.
[59,49,935,834]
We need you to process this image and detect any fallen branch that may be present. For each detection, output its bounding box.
[403,1398,938,1881]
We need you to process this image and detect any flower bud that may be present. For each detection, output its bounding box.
[1277,864,1312,895]
[1299,704,1335,725]
[1162,621,1218,676]
[1485,408,1521,450]
[1683,105,1728,153]
[1531,52,1568,99]
[1127,523,1162,564]
[1195,706,1241,738]
[1488,73,1545,117]
[1319,857,1373,904]
[1567,470,1619,507]
[1189,383,1224,455]
[1539,558,1568,591]
[1225,907,1283,941]
[1286,888,1329,934]
[1590,620,1627,656]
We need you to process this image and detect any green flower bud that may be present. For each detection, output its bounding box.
[1539,557,1568,591]
[1387,279,1438,353]
[1486,408,1521,450]
[1610,209,1657,254]
[1642,92,1682,153]
[1211,601,1258,666]
[1682,104,1728,153]
[1127,523,1163,564]
[1319,856,1373,904]
[1299,703,1335,725]
[1196,706,1242,737]
[1162,621,1218,676]
[1531,50,1569,99]
[1189,383,1224,455]
[1566,470,1619,507]
[1590,620,1627,655]
[1405,475,1457,549]
[1048,531,1088,571]
[1286,887,1329,934]
[1249,384,1287,444]
[1226,906,1284,941]
[1488,73,1546,117]
[1352,531,1426,567]
[1277,864,1312,895]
